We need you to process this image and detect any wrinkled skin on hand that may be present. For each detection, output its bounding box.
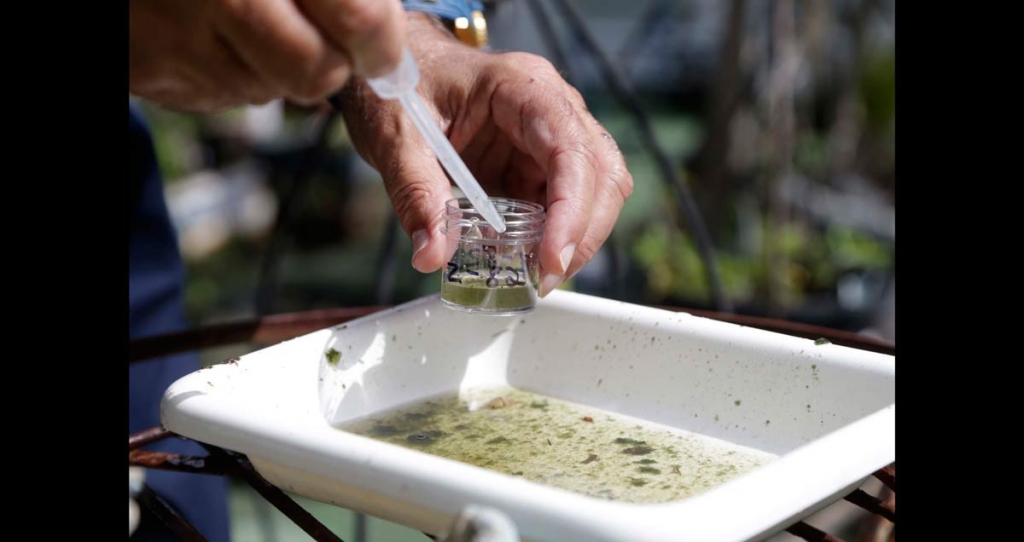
[339,14,633,297]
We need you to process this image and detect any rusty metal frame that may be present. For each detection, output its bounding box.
[129,305,895,541]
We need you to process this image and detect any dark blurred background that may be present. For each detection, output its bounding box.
[135,0,894,355]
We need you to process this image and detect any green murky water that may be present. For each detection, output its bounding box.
[440,281,536,311]
[339,387,775,503]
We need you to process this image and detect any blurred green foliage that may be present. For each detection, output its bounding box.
[632,219,891,308]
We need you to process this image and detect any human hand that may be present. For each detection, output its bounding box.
[339,14,633,297]
[129,0,406,112]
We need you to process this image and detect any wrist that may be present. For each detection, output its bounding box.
[401,0,489,49]
[405,11,461,47]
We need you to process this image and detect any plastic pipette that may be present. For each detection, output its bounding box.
[367,48,506,233]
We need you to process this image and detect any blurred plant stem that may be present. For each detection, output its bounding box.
[763,0,798,318]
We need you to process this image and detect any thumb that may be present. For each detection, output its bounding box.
[378,140,454,273]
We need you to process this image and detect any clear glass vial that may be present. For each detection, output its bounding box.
[440,197,545,315]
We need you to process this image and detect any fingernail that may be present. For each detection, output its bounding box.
[539,273,564,298]
[559,244,576,275]
[411,230,429,270]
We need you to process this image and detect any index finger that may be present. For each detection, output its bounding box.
[299,0,406,77]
